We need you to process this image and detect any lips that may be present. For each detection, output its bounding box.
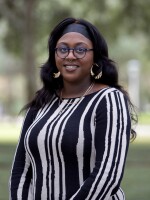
[63,65,78,71]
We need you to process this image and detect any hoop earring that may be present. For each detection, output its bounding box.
[91,63,102,79]
[53,71,60,78]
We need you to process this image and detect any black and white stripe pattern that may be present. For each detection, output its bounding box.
[9,87,131,200]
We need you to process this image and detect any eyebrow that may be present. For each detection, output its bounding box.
[56,42,88,46]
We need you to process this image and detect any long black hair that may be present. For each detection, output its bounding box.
[23,17,137,140]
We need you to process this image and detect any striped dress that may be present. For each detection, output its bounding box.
[9,87,131,200]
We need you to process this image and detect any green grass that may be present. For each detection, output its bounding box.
[0,122,21,200]
[0,144,16,200]
[121,143,150,200]
[0,121,150,200]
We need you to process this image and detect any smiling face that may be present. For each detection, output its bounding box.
[55,32,94,83]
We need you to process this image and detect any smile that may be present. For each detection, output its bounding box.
[64,65,78,71]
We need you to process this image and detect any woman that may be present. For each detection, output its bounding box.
[9,17,137,200]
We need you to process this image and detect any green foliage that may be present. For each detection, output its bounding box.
[0,0,72,56]
[0,0,150,113]
[120,0,150,33]
[0,0,73,104]
[1,0,150,55]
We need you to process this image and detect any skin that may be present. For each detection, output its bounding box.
[55,32,107,98]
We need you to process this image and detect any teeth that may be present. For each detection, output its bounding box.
[65,66,77,69]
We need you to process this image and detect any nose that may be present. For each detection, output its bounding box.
[66,49,76,59]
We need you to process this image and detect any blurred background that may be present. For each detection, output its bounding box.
[0,0,150,199]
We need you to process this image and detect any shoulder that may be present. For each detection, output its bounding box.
[92,83,123,96]
[94,88,130,119]
[94,87,128,109]
[95,86,124,99]
[23,107,39,123]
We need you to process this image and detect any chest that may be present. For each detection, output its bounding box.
[25,100,96,158]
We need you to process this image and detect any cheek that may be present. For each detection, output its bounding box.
[55,55,61,68]
[83,55,94,67]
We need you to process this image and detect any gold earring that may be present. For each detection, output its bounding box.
[53,71,60,78]
[90,63,102,79]
[95,71,102,79]
[90,67,95,77]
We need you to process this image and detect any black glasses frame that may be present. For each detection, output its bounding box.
[55,47,93,59]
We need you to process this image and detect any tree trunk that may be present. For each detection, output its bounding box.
[22,0,37,103]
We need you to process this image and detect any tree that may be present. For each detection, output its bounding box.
[0,0,150,113]
[0,0,71,103]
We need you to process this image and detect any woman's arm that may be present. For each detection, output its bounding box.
[70,90,131,200]
[9,109,37,200]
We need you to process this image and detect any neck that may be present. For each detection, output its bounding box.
[62,79,93,98]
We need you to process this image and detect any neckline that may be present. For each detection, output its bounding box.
[55,86,110,100]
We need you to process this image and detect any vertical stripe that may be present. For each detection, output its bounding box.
[10,88,130,200]
[9,110,30,200]
[58,98,85,197]
[49,98,81,198]
[84,90,128,199]
[28,181,33,199]
[77,88,112,186]
[84,93,113,199]
[99,92,126,198]
[103,92,128,199]
[70,88,117,200]
[17,152,31,199]
[37,126,48,199]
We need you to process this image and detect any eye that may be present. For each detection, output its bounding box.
[75,47,86,53]
[58,47,68,53]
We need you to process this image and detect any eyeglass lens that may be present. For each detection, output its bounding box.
[56,47,93,59]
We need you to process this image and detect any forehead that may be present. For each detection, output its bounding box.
[57,32,93,46]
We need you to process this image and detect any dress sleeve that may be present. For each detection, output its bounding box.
[9,108,37,200]
[70,90,131,200]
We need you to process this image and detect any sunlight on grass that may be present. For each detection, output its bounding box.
[0,118,150,200]
[134,124,150,144]
[0,120,149,144]
[0,122,21,143]
[138,112,150,125]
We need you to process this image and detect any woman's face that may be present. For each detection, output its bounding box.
[55,32,94,83]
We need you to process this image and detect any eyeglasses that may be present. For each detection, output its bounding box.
[55,47,93,59]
